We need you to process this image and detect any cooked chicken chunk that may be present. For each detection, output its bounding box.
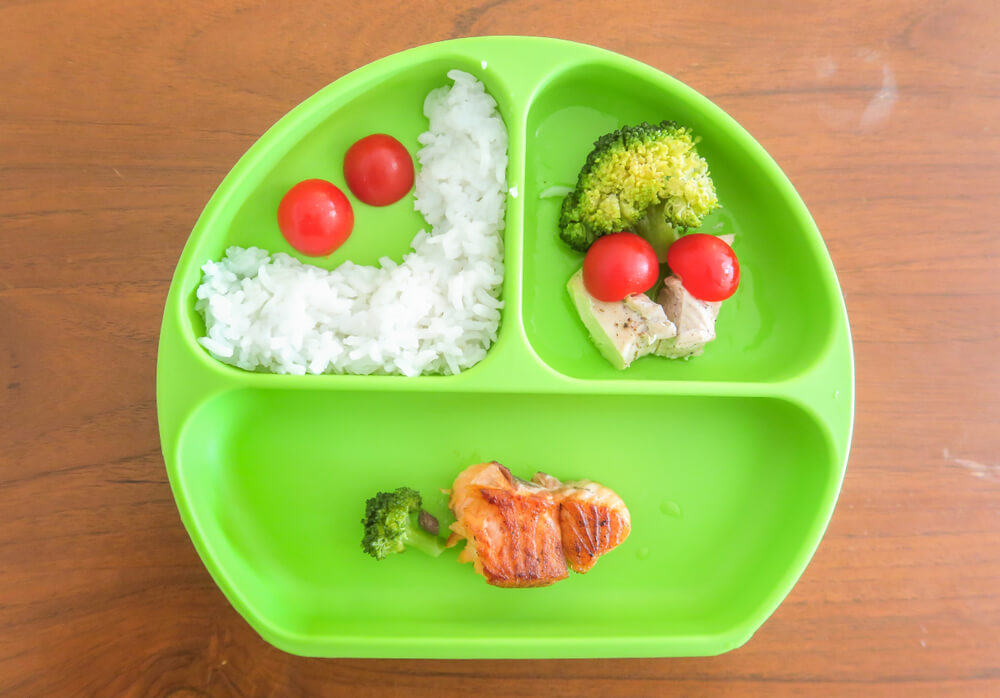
[654,276,722,358]
[448,462,568,588]
[532,473,632,574]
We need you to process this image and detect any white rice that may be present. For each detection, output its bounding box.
[195,70,507,377]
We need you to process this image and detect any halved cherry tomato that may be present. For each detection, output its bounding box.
[277,179,354,256]
[666,233,740,301]
[582,232,660,302]
[344,134,414,206]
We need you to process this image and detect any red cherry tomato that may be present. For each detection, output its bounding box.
[666,233,740,301]
[343,134,415,206]
[277,179,354,256]
[583,232,660,302]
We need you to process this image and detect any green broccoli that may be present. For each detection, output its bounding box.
[559,121,719,259]
[361,487,447,560]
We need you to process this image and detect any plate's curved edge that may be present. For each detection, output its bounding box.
[726,305,856,642]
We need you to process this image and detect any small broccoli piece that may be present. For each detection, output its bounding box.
[558,121,719,258]
[361,487,447,560]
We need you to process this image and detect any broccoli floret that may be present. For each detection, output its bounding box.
[361,487,447,560]
[558,121,719,258]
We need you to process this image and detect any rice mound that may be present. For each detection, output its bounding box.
[195,70,507,377]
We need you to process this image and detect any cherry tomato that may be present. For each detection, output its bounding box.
[666,233,740,301]
[343,134,414,206]
[277,179,354,256]
[582,232,660,302]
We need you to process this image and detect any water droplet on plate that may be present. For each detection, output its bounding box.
[637,547,650,560]
[660,500,682,518]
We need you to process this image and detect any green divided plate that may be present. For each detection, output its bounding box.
[156,36,854,658]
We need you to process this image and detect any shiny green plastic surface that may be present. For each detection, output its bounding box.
[156,37,854,658]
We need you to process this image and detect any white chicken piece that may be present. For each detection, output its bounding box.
[653,276,722,358]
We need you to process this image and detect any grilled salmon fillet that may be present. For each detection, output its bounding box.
[448,463,631,587]
[448,462,568,588]
[533,473,632,574]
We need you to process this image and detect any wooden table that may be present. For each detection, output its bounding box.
[2,1,998,695]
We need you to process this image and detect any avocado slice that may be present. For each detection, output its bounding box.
[567,270,677,369]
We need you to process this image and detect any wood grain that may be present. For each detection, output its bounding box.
[1,0,998,695]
